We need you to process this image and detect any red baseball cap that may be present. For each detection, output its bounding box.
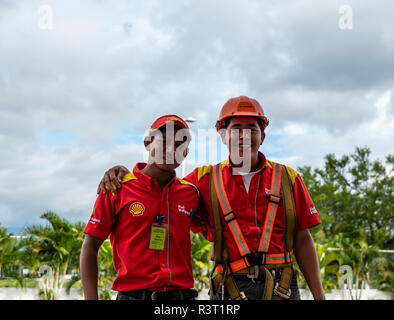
[148,115,191,138]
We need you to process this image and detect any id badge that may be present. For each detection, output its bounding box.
[149,223,168,251]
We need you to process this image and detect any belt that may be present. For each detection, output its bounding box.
[117,288,198,300]
[216,252,293,274]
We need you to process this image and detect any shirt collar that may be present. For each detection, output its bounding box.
[133,162,177,190]
[133,163,150,185]
[226,151,267,174]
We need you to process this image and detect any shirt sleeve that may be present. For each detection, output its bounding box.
[84,191,116,241]
[293,174,321,231]
[185,169,209,234]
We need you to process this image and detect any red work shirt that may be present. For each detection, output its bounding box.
[84,163,201,292]
[184,152,321,262]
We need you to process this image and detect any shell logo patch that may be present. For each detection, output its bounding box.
[129,202,145,216]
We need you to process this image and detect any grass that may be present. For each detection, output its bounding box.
[0,278,39,288]
[0,278,83,289]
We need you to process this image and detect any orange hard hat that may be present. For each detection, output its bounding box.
[215,96,269,131]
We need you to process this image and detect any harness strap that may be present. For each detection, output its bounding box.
[209,165,238,300]
[261,267,274,300]
[209,165,229,264]
[258,162,283,252]
[272,266,293,300]
[223,263,292,274]
[216,252,293,274]
[281,166,297,259]
[212,162,283,259]
[212,163,251,257]
[225,275,247,300]
[208,161,297,300]
[212,266,274,300]
[212,269,246,300]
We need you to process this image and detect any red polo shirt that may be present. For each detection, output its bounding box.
[84,163,201,292]
[184,152,321,262]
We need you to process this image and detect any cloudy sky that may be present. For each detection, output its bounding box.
[1,0,393,231]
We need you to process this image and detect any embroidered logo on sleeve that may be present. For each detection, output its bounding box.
[89,217,101,225]
[130,202,145,216]
[310,207,318,214]
[89,207,100,224]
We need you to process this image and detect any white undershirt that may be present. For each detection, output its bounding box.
[232,168,260,193]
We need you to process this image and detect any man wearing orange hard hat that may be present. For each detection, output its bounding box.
[98,97,325,300]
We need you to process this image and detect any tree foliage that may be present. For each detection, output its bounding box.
[0,146,392,299]
[298,146,394,294]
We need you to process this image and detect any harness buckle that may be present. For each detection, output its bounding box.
[268,193,281,204]
[239,291,248,300]
[243,251,266,267]
[284,251,289,264]
[223,211,236,223]
[246,265,260,283]
[273,282,291,300]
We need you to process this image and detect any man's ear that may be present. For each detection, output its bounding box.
[218,128,227,145]
[260,132,266,145]
[144,136,152,150]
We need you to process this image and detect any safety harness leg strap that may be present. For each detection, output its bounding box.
[211,267,274,300]
[261,266,274,300]
[272,266,293,300]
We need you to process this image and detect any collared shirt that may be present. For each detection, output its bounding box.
[184,152,321,262]
[232,168,260,193]
[84,163,200,292]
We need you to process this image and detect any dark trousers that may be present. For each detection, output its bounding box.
[116,288,198,301]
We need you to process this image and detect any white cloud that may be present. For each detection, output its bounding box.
[1,0,394,230]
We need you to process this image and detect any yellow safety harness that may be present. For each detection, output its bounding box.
[209,162,297,300]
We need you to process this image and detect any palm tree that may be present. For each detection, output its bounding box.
[338,233,383,300]
[21,211,85,299]
[0,225,11,278]
[0,225,25,286]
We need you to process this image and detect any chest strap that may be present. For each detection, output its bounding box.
[211,162,283,262]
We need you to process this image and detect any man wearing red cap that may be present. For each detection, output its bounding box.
[80,115,205,300]
[98,97,325,300]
